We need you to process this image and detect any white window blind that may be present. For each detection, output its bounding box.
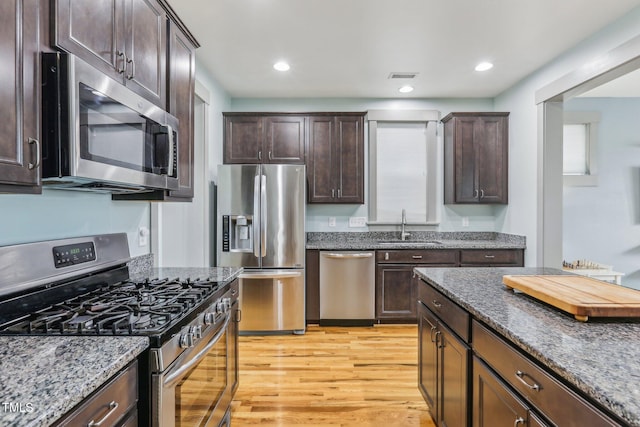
[375,122,428,223]
[563,124,588,175]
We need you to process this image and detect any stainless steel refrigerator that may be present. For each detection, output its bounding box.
[217,164,306,334]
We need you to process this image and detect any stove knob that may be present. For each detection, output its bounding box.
[179,332,195,348]
[190,325,202,339]
[203,312,215,325]
[216,300,227,314]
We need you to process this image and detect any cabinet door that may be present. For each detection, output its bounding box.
[334,115,364,203]
[476,115,508,203]
[376,265,416,321]
[124,0,166,106]
[224,116,263,164]
[0,0,41,191]
[439,322,470,427]
[166,21,195,199]
[453,116,479,203]
[418,302,439,423]
[473,356,529,427]
[307,116,336,202]
[55,0,125,82]
[264,116,305,164]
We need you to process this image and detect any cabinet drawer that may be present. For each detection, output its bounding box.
[472,321,620,427]
[377,249,458,264]
[418,281,469,342]
[459,249,523,266]
[54,361,138,427]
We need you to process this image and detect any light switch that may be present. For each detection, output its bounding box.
[328,217,336,227]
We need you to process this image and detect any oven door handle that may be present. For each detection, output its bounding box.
[163,314,230,389]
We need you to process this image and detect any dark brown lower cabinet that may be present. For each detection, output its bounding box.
[377,265,416,321]
[418,302,470,427]
[473,356,547,427]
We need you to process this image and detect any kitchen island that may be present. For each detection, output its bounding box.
[414,267,640,427]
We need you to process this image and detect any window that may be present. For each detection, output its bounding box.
[563,111,600,186]
[367,110,440,224]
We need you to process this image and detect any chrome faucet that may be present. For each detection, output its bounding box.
[401,209,410,241]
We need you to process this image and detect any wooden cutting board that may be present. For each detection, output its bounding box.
[502,275,640,322]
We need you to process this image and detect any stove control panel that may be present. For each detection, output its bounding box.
[52,242,96,268]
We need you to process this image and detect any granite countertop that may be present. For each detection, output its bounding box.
[0,336,148,427]
[129,265,243,283]
[306,231,526,250]
[414,267,640,427]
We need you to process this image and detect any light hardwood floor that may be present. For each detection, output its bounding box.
[230,325,436,426]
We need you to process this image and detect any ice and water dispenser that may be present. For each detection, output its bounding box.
[221,215,253,252]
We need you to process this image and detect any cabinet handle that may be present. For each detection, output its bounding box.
[126,58,135,80]
[331,189,335,198]
[480,189,485,198]
[268,151,272,160]
[474,189,479,198]
[412,255,423,259]
[514,417,525,427]
[337,188,342,198]
[27,138,40,170]
[429,326,437,343]
[432,299,442,309]
[436,331,444,348]
[384,252,389,261]
[116,51,126,74]
[87,401,119,426]
[235,308,242,323]
[515,370,540,391]
[258,151,262,160]
[484,255,495,259]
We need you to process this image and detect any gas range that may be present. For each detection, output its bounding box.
[0,233,240,427]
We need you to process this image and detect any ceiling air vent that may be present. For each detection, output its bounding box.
[388,72,418,79]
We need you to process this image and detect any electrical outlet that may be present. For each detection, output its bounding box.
[328,217,336,227]
[348,217,367,227]
[138,226,149,246]
[462,217,469,227]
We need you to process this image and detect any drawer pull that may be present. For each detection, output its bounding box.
[88,401,119,427]
[412,255,423,259]
[429,325,437,343]
[432,300,442,308]
[484,255,496,259]
[514,417,525,427]
[515,370,540,391]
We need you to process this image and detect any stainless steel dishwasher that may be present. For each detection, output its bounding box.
[319,251,375,326]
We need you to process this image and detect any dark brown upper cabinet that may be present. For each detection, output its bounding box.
[54,0,167,108]
[112,6,199,202]
[0,0,42,194]
[223,114,306,164]
[307,114,365,204]
[443,112,509,204]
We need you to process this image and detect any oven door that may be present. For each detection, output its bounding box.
[153,314,231,427]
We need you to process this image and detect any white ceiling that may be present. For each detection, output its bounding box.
[167,0,640,99]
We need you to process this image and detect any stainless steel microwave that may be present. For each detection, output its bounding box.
[41,52,179,193]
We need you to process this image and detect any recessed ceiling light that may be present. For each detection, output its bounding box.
[475,62,494,72]
[398,85,414,93]
[273,61,290,72]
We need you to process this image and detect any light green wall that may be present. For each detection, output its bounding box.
[494,6,640,266]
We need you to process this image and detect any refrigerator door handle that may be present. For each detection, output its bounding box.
[260,174,267,258]
[253,174,261,258]
[239,271,302,279]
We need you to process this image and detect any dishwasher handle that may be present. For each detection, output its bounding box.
[322,253,373,259]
